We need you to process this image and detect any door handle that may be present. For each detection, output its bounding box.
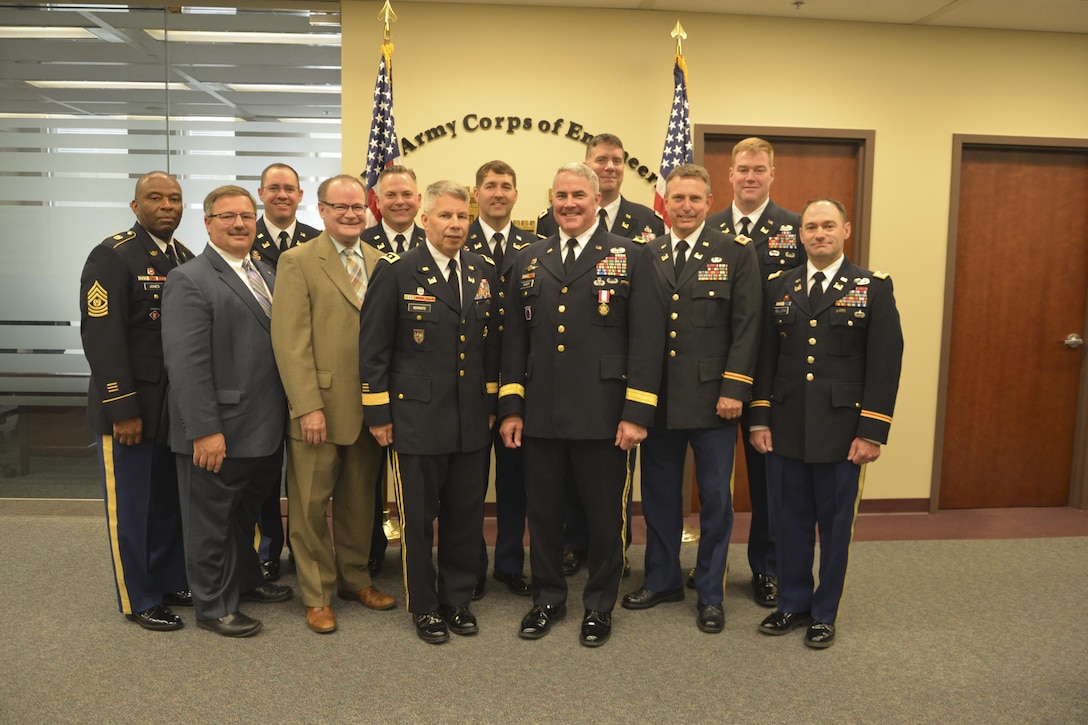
[1063,333,1084,349]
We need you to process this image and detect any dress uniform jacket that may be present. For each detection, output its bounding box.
[80,223,194,440]
[749,259,903,463]
[361,223,426,255]
[536,196,665,241]
[650,228,762,429]
[706,201,804,280]
[250,217,320,269]
[465,221,536,337]
[359,245,500,455]
[498,225,665,437]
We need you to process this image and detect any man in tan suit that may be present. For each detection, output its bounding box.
[271,174,396,634]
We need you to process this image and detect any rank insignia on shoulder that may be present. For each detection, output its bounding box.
[86,281,109,317]
[480,254,496,266]
[873,271,889,280]
[110,230,136,247]
[383,251,400,263]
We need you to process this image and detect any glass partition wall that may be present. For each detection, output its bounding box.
[0,4,342,497]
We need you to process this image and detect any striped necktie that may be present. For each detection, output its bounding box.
[242,258,272,317]
[342,248,366,302]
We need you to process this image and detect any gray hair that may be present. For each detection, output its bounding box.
[553,162,600,194]
[423,180,470,214]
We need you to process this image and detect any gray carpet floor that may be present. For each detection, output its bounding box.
[1,515,1085,724]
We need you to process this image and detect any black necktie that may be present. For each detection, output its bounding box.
[394,233,406,254]
[809,271,826,310]
[563,238,578,273]
[491,232,505,270]
[598,209,608,232]
[165,242,179,266]
[446,258,460,310]
[674,239,689,279]
[739,217,751,237]
[278,231,290,253]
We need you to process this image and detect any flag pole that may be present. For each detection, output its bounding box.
[369,1,403,543]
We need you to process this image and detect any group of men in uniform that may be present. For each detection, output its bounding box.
[81,134,902,649]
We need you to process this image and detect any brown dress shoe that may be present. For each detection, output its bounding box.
[338,586,396,610]
[306,606,337,633]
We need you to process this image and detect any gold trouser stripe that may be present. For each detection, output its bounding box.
[102,391,137,404]
[722,445,738,597]
[389,450,410,612]
[101,435,132,614]
[620,448,632,559]
[498,383,524,399]
[485,382,499,394]
[834,463,867,620]
[625,388,658,407]
[362,391,390,406]
[253,522,262,552]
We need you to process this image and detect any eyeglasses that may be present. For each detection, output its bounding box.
[207,212,257,223]
[262,185,298,194]
[321,202,366,216]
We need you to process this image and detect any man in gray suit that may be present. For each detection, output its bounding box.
[162,185,294,638]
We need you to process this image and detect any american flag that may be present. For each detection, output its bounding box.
[653,53,692,229]
[363,42,400,226]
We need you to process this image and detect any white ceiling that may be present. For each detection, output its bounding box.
[0,1,1083,122]
[391,0,1088,34]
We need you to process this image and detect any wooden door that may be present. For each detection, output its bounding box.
[940,145,1088,508]
[698,128,871,511]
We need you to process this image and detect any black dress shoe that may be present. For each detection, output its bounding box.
[414,612,449,644]
[518,603,566,639]
[471,575,486,601]
[493,571,531,596]
[752,573,778,608]
[758,610,812,636]
[805,622,836,649]
[162,589,192,607]
[126,604,183,631]
[439,605,478,636]
[686,567,696,589]
[580,610,612,647]
[260,559,281,582]
[241,582,294,604]
[561,549,587,576]
[621,586,684,610]
[697,602,725,634]
[197,611,261,637]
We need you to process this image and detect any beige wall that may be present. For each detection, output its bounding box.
[343,2,1088,502]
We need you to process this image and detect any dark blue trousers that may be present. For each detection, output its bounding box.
[640,425,736,605]
[477,426,527,577]
[767,453,863,624]
[97,436,187,614]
